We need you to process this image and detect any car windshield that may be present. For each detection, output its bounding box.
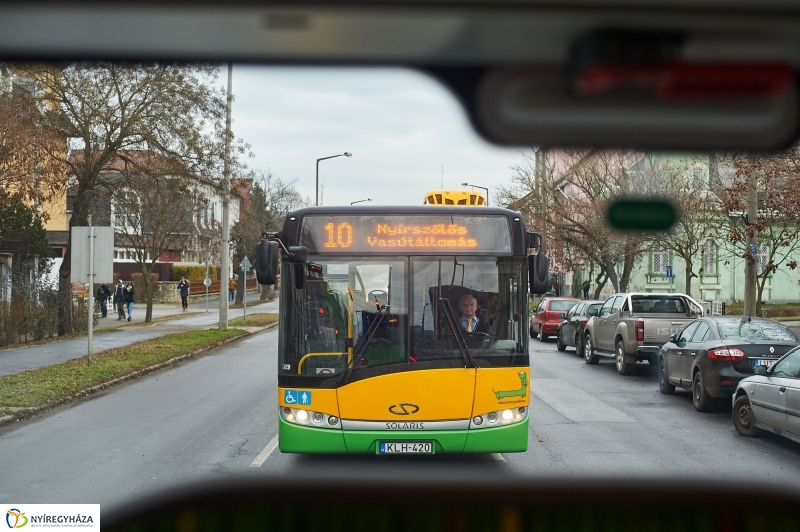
[718,321,797,342]
[5,53,800,518]
[549,301,577,312]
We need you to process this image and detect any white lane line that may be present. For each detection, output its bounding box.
[491,453,506,462]
[531,379,635,423]
[250,435,279,467]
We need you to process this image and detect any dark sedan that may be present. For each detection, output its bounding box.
[658,317,799,412]
[555,300,604,357]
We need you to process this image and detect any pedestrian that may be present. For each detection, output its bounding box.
[114,279,126,320]
[582,280,591,300]
[96,283,110,318]
[124,282,135,322]
[177,276,190,311]
[228,278,237,302]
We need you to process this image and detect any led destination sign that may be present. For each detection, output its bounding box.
[300,215,512,254]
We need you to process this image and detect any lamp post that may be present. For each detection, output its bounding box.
[350,198,372,205]
[316,152,352,206]
[461,182,490,206]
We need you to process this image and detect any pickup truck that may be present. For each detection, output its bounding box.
[582,292,704,375]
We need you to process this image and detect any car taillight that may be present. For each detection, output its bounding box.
[708,348,746,361]
[580,318,589,329]
[636,319,644,342]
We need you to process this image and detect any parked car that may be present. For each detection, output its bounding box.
[555,300,604,357]
[530,297,580,341]
[732,346,800,444]
[583,292,704,374]
[659,316,799,411]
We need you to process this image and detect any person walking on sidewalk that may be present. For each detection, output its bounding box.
[114,279,126,320]
[177,276,190,311]
[96,283,110,318]
[228,278,237,302]
[124,283,135,322]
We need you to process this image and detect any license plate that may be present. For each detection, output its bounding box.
[753,359,772,367]
[378,442,433,454]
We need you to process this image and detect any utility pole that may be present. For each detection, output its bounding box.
[219,62,232,330]
[743,163,758,316]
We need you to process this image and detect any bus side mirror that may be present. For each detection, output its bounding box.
[286,246,308,264]
[255,240,279,286]
[529,251,549,295]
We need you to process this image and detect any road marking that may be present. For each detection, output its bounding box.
[491,453,506,462]
[250,435,279,467]
[531,379,635,423]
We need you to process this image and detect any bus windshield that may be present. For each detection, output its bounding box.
[280,255,527,384]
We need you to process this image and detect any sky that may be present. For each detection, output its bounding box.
[226,66,528,207]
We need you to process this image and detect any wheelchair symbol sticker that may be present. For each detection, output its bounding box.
[284,390,298,404]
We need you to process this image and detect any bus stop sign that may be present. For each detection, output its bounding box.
[665,265,673,278]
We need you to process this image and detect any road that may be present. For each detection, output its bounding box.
[2,329,800,511]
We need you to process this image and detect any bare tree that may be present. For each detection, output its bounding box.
[231,170,305,303]
[502,149,648,296]
[0,69,66,219]
[14,62,249,334]
[635,155,722,298]
[721,148,800,314]
[109,154,198,321]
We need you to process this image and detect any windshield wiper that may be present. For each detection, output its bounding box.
[337,305,389,384]
[438,297,476,368]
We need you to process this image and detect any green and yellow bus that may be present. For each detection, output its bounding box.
[256,205,548,454]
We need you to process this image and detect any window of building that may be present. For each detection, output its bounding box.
[756,242,769,275]
[692,168,703,188]
[703,240,716,276]
[652,244,668,275]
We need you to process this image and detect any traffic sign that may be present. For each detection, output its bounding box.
[240,256,252,271]
[203,277,212,287]
[665,265,673,278]
[750,243,758,257]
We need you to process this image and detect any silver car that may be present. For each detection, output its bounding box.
[732,347,800,444]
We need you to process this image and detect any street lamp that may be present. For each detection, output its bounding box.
[462,182,490,206]
[351,198,372,205]
[316,152,352,206]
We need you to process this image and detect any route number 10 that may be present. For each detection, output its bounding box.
[324,222,353,248]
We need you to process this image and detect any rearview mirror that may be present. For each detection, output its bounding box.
[255,240,279,286]
[669,334,678,343]
[754,365,767,376]
[528,251,549,295]
[558,313,566,319]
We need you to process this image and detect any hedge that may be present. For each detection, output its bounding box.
[170,265,219,282]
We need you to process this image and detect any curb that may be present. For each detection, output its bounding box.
[0,322,279,428]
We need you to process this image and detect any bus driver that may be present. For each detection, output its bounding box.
[458,294,495,338]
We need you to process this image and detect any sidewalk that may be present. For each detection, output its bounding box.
[0,298,279,377]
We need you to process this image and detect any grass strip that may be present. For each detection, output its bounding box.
[119,311,205,328]
[228,313,279,328]
[0,328,243,409]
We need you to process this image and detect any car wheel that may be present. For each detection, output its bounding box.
[556,331,566,351]
[733,394,760,437]
[584,335,599,364]
[692,371,714,412]
[658,357,675,395]
[615,341,634,375]
[574,333,582,358]
[540,333,549,342]
[530,323,537,339]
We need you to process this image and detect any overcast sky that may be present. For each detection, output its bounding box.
[227,65,527,207]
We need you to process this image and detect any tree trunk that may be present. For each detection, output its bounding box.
[593,273,608,299]
[141,262,154,322]
[684,259,693,298]
[236,273,245,305]
[743,167,758,316]
[756,274,768,316]
[605,263,620,293]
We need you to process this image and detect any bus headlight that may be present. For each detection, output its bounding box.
[281,407,341,429]
[470,407,529,429]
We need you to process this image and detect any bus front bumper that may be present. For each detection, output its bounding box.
[278,417,528,454]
